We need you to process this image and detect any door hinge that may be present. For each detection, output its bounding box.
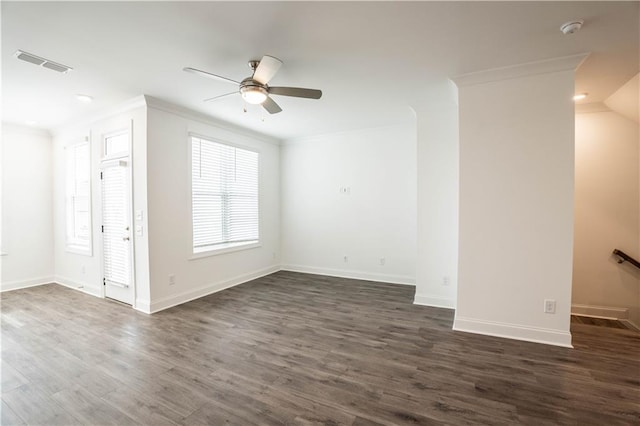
[100,171,103,180]
[103,278,106,286]
[101,225,104,233]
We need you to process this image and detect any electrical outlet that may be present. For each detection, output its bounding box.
[379,257,386,266]
[544,299,556,314]
[169,274,176,286]
[343,255,348,263]
[442,276,450,286]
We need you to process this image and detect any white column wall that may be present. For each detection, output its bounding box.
[1,124,54,290]
[453,57,583,347]
[413,81,460,308]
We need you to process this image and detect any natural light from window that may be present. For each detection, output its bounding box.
[191,136,259,255]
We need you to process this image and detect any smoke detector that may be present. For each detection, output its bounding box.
[560,20,584,35]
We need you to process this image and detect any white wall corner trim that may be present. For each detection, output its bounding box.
[54,276,102,298]
[453,316,573,348]
[452,53,590,87]
[0,276,55,292]
[413,294,455,309]
[147,265,280,314]
[281,264,415,286]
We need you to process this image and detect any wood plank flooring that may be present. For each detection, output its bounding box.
[1,271,639,425]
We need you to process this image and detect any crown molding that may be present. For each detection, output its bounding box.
[144,96,281,146]
[51,95,147,137]
[1,122,52,138]
[281,120,415,146]
[452,53,590,87]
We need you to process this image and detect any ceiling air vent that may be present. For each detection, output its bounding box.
[14,50,73,73]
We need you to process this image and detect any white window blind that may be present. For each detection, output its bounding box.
[101,163,131,287]
[65,141,91,254]
[191,136,259,253]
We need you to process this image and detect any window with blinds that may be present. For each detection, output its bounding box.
[65,141,92,255]
[191,136,259,254]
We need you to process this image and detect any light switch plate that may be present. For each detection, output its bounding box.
[135,225,143,236]
[135,210,143,222]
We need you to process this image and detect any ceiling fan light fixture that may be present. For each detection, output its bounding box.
[240,85,268,104]
[184,55,321,115]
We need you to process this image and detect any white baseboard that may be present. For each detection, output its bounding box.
[571,303,629,320]
[280,264,415,286]
[147,265,281,314]
[54,276,102,298]
[0,276,55,292]
[414,294,455,309]
[453,316,573,348]
[134,299,151,314]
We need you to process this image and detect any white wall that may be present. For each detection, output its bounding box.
[453,56,583,347]
[280,123,417,284]
[605,72,639,124]
[573,110,640,326]
[52,101,150,305]
[413,81,459,308]
[1,124,54,290]
[145,100,280,312]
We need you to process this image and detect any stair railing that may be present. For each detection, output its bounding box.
[613,249,640,270]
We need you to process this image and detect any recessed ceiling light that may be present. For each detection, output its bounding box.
[76,94,93,103]
[573,93,588,101]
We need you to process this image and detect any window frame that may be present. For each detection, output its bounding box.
[188,133,261,259]
[102,128,130,160]
[65,139,93,256]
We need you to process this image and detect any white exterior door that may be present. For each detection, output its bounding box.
[101,159,133,305]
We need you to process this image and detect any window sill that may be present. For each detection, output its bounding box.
[66,245,92,256]
[190,241,261,260]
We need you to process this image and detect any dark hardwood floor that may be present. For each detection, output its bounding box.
[2,271,639,425]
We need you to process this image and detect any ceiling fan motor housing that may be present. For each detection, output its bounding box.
[240,78,269,104]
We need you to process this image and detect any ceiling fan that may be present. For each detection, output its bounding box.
[184,55,322,114]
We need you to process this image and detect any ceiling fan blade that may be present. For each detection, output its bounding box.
[269,87,322,99]
[262,96,282,114]
[252,55,282,85]
[183,67,239,85]
[203,92,238,103]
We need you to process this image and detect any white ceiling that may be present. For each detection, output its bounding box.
[2,1,638,140]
